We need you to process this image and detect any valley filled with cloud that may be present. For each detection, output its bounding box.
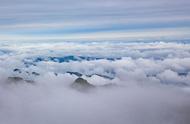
[0,40,190,124]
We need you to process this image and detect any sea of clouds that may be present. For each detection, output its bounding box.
[0,40,190,124]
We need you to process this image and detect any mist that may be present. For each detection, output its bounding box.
[0,76,190,124]
[0,40,190,124]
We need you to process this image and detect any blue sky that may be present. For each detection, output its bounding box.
[0,0,190,40]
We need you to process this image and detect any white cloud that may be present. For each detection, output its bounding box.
[0,41,190,124]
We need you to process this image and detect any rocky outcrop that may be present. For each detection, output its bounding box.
[71,77,95,91]
[13,68,22,73]
[32,72,40,76]
[7,76,24,82]
[71,77,117,92]
[66,71,83,77]
[13,68,40,76]
[66,71,114,80]
[7,76,34,84]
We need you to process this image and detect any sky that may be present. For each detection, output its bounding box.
[0,0,190,40]
[1,1,190,123]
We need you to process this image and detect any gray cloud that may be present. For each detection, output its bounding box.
[0,0,190,39]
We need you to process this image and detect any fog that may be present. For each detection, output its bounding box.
[0,40,190,124]
[0,77,190,124]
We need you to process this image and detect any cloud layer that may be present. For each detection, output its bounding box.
[0,0,190,39]
[0,40,190,124]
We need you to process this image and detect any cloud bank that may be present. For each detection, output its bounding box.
[0,40,190,124]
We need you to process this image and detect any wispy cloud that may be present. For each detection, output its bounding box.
[0,0,190,39]
[1,27,190,40]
